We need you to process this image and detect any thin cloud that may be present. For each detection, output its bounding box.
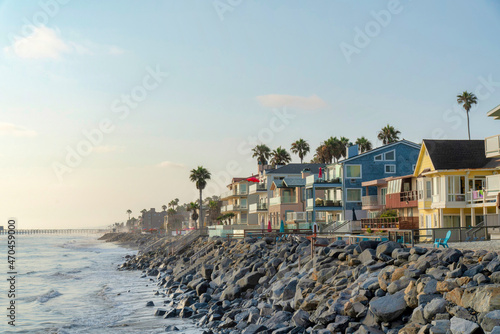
[158,161,185,168]
[256,94,328,111]
[4,26,71,59]
[4,26,124,60]
[0,123,37,137]
[93,145,124,153]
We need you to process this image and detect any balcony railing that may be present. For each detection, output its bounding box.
[286,212,306,222]
[386,190,418,209]
[269,197,296,206]
[221,204,247,212]
[307,198,343,208]
[249,183,267,194]
[249,203,268,212]
[360,216,419,230]
[221,188,248,198]
[361,195,381,208]
[466,189,499,205]
[306,174,342,186]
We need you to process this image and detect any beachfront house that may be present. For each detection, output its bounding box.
[361,174,419,231]
[305,140,421,227]
[413,139,500,232]
[220,177,258,226]
[249,163,325,228]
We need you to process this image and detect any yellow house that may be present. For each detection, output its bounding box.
[414,139,500,230]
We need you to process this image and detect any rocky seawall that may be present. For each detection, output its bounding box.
[99,232,163,250]
[120,235,500,334]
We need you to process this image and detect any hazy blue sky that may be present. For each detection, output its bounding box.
[1,0,499,228]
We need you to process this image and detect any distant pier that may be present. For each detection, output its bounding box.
[0,229,108,235]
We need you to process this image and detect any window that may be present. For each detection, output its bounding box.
[426,180,432,199]
[346,188,362,202]
[384,150,395,161]
[380,188,387,206]
[346,165,362,178]
[417,179,424,200]
[385,165,396,173]
[374,150,396,161]
[447,176,465,202]
[388,179,401,194]
[443,216,460,228]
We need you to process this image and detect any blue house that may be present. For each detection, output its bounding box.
[304,140,421,224]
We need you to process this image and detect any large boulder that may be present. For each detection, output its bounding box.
[462,285,500,312]
[369,290,406,322]
[440,249,463,264]
[376,241,401,258]
[237,272,264,291]
[291,309,312,328]
[481,310,500,332]
[220,285,241,301]
[424,298,447,321]
[359,249,377,264]
[450,316,479,334]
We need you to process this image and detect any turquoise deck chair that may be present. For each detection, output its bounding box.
[434,230,451,248]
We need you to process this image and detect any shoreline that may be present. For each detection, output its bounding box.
[117,233,500,334]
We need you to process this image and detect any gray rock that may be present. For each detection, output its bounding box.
[440,249,463,264]
[387,278,412,294]
[481,310,500,332]
[450,316,479,334]
[220,285,241,301]
[146,301,155,307]
[237,272,264,290]
[369,290,406,322]
[376,241,402,258]
[242,324,268,334]
[463,265,484,277]
[411,305,427,325]
[492,327,500,334]
[359,249,377,264]
[164,325,179,332]
[291,309,311,328]
[424,298,447,321]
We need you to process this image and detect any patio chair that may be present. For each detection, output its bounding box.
[433,230,451,248]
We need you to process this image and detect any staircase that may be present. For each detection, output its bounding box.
[167,228,208,256]
[466,221,486,241]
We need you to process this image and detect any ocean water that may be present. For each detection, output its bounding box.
[0,233,202,334]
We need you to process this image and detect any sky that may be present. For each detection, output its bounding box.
[0,0,499,229]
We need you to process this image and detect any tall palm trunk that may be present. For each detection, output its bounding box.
[199,189,203,230]
[467,110,471,140]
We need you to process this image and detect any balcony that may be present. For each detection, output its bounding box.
[485,134,500,158]
[269,196,297,206]
[361,195,383,210]
[249,183,267,194]
[306,174,342,187]
[386,190,418,209]
[286,211,306,222]
[360,217,419,230]
[466,189,499,206]
[221,204,248,212]
[307,198,343,209]
[248,203,268,213]
[221,188,249,199]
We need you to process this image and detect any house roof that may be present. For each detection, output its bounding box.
[337,140,421,164]
[423,139,500,170]
[265,163,326,175]
[488,104,500,120]
[283,177,306,187]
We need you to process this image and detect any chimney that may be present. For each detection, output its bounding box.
[347,145,359,159]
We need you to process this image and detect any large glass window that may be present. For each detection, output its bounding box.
[346,165,361,178]
[443,216,460,228]
[346,188,362,202]
[384,150,395,161]
[417,179,424,200]
[426,180,432,199]
[380,188,387,205]
[447,176,465,202]
[432,177,440,196]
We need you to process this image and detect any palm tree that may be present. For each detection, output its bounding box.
[161,205,167,212]
[189,166,211,229]
[126,209,132,220]
[355,137,373,153]
[208,200,221,226]
[312,144,330,163]
[377,124,401,145]
[271,146,292,166]
[338,136,350,159]
[187,202,199,227]
[252,144,271,166]
[324,137,342,162]
[290,139,310,163]
[140,209,147,215]
[457,91,478,140]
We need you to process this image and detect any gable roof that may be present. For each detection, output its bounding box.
[265,163,325,175]
[423,139,500,170]
[338,140,421,164]
[283,177,306,187]
[488,104,500,120]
